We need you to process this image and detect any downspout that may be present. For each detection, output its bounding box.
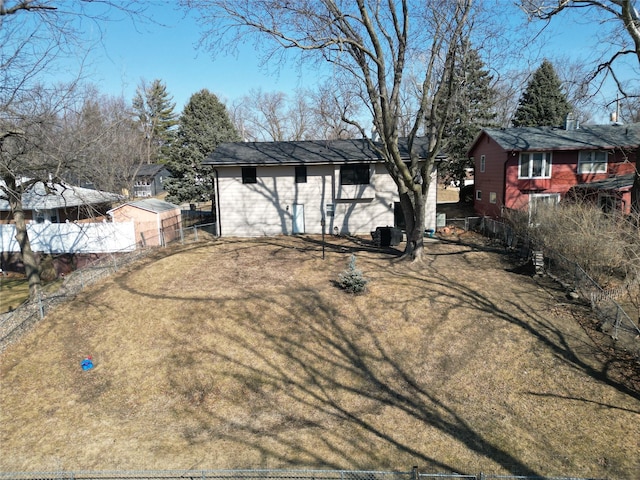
[214,169,222,237]
[502,152,512,216]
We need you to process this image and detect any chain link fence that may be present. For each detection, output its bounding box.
[178,222,217,243]
[0,247,154,353]
[0,220,218,353]
[446,217,531,261]
[448,216,640,345]
[543,248,640,342]
[0,468,599,480]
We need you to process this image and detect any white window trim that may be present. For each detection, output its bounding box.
[519,152,552,179]
[529,193,560,215]
[476,190,482,201]
[480,155,486,173]
[489,192,497,204]
[578,150,608,174]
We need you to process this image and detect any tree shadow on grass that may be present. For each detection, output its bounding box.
[164,285,543,476]
[102,237,637,475]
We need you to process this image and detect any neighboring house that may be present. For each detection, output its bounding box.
[469,121,640,218]
[0,180,124,224]
[0,181,132,259]
[109,198,182,247]
[133,164,170,198]
[204,138,441,237]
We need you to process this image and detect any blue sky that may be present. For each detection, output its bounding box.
[71,3,637,121]
[81,5,315,111]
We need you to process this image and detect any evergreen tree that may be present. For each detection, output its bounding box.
[164,89,240,206]
[132,79,177,164]
[441,47,498,191]
[513,60,573,127]
[337,255,368,294]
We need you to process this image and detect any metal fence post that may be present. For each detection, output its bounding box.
[38,290,44,320]
[411,466,418,480]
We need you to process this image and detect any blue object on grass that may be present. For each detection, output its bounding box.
[81,358,93,370]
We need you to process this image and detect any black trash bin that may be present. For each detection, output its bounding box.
[373,226,402,247]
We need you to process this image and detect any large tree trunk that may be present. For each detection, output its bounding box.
[4,176,41,298]
[400,190,426,261]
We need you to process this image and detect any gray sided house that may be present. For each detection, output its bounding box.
[134,164,171,198]
[204,138,440,237]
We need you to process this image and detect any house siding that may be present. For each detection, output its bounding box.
[216,163,437,237]
[110,204,182,247]
[472,129,638,218]
[473,134,508,218]
[505,150,636,214]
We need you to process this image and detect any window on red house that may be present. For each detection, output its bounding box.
[519,152,551,179]
[578,150,608,174]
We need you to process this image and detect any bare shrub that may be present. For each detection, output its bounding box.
[506,202,640,286]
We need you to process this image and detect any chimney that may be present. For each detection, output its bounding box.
[371,125,380,142]
[565,112,579,130]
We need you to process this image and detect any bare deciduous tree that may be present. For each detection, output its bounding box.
[68,87,144,197]
[232,88,314,141]
[232,83,361,141]
[1,83,83,295]
[182,0,482,260]
[309,80,362,140]
[0,1,149,296]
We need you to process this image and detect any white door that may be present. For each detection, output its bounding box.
[292,204,305,234]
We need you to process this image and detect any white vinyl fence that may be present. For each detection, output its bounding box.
[0,222,136,254]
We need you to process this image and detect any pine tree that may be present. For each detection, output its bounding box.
[337,254,368,294]
[132,79,177,164]
[513,60,573,127]
[164,89,240,205]
[441,47,498,190]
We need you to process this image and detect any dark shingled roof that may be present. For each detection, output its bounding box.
[204,137,439,167]
[135,164,168,177]
[573,173,635,192]
[476,123,640,152]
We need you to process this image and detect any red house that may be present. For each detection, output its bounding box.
[469,122,640,218]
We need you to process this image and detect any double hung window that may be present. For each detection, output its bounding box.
[295,166,307,183]
[519,152,551,179]
[578,151,607,174]
[340,164,370,185]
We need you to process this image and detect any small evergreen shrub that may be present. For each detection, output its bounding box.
[337,254,368,294]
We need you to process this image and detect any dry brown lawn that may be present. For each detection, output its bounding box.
[1,235,639,478]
